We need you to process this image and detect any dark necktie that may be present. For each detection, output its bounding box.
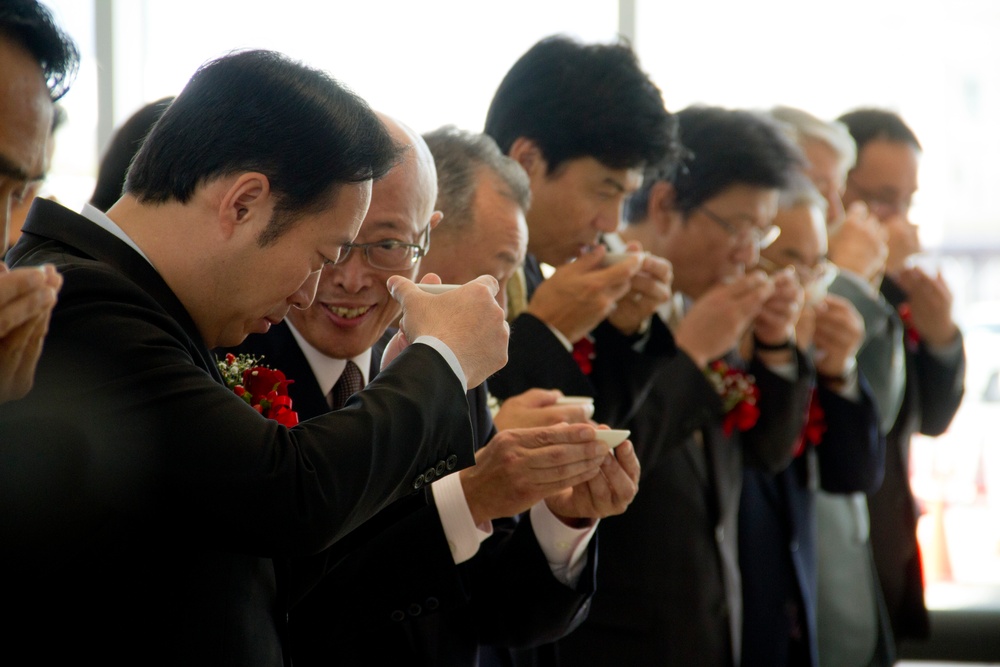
[329,361,363,410]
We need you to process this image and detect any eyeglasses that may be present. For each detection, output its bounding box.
[697,207,780,250]
[328,226,430,271]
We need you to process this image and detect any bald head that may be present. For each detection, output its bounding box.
[376,112,438,229]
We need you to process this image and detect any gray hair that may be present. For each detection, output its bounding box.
[422,126,530,234]
[779,170,828,213]
[770,106,857,180]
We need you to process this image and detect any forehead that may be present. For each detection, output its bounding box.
[0,41,53,179]
[769,204,827,257]
[357,156,431,239]
[854,139,919,188]
[552,156,643,192]
[702,183,780,220]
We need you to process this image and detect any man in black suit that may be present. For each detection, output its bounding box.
[232,119,638,665]
[482,36,681,430]
[0,50,510,665]
[553,106,813,667]
[838,108,966,646]
[0,0,76,404]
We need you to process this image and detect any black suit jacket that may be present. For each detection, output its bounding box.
[551,344,812,667]
[487,253,677,427]
[739,378,884,667]
[227,324,596,666]
[0,200,476,666]
[868,277,965,640]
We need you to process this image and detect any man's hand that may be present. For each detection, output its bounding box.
[884,214,921,275]
[811,294,864,378]
[526,246,640,343]
[753,268,804,347]
[673,272,774,368]
[0,264,61,404]
[493,388,594,431]
[607,242,673,336]
[387,273,509,389]
[544,436,641,524]
[894,266,959,347]
[828,202,889,285]
[459,423,611,525]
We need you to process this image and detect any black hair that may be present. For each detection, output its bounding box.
[125,50,400,245]
[0,0,79,101]
[484,35,681,174]
[625,105,804,222]
[90,97,173,212]
[836,108,921,154]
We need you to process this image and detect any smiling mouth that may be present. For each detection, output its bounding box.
[325,304,374,319]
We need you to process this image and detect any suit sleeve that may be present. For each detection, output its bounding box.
[915,334,966,436]
[624,349,723,475]
[5,260,476,558]
[816,375,886,494]
[742,350,814,475]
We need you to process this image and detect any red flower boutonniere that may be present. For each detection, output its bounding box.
[792,387,827,458]
[572,336,596,375]
[897,303,921,352]
[704,360,760,436]
[218,353,299,427]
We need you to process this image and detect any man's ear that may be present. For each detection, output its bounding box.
[648,180,681,235]
[428,210,444,232]
[508,137,547,179]
[218,172,272,238]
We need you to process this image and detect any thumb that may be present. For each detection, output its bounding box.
[387,274,419,305]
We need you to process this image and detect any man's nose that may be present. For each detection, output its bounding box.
[290,270,321,309]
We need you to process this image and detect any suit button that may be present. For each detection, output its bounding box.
[390,610,405,622]
[435,461,447,476]
[446,454,458,470]
[715,525,725,544]
[412,474,425,490]
[790,539,799,553]
[425,597,439,611]
[424,468,437,483]
[408,603,422,617]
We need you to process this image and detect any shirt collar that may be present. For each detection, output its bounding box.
[285,320,372,396]
[79,203,155,266]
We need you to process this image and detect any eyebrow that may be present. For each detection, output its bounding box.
[0,153,45,184]
[497,250,519,266]
[601,178,628,193]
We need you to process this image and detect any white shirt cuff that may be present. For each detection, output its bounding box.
[414,335,467,390]
[762,359,797,382]
[530,502,597,587]
[431,471,492,565]
[546,324,574,353]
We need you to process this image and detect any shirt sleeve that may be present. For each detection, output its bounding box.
[529,501,597,587]
[431,471,492,564]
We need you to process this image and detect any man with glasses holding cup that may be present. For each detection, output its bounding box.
[548,106,813,667]
[227,116,637,666]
